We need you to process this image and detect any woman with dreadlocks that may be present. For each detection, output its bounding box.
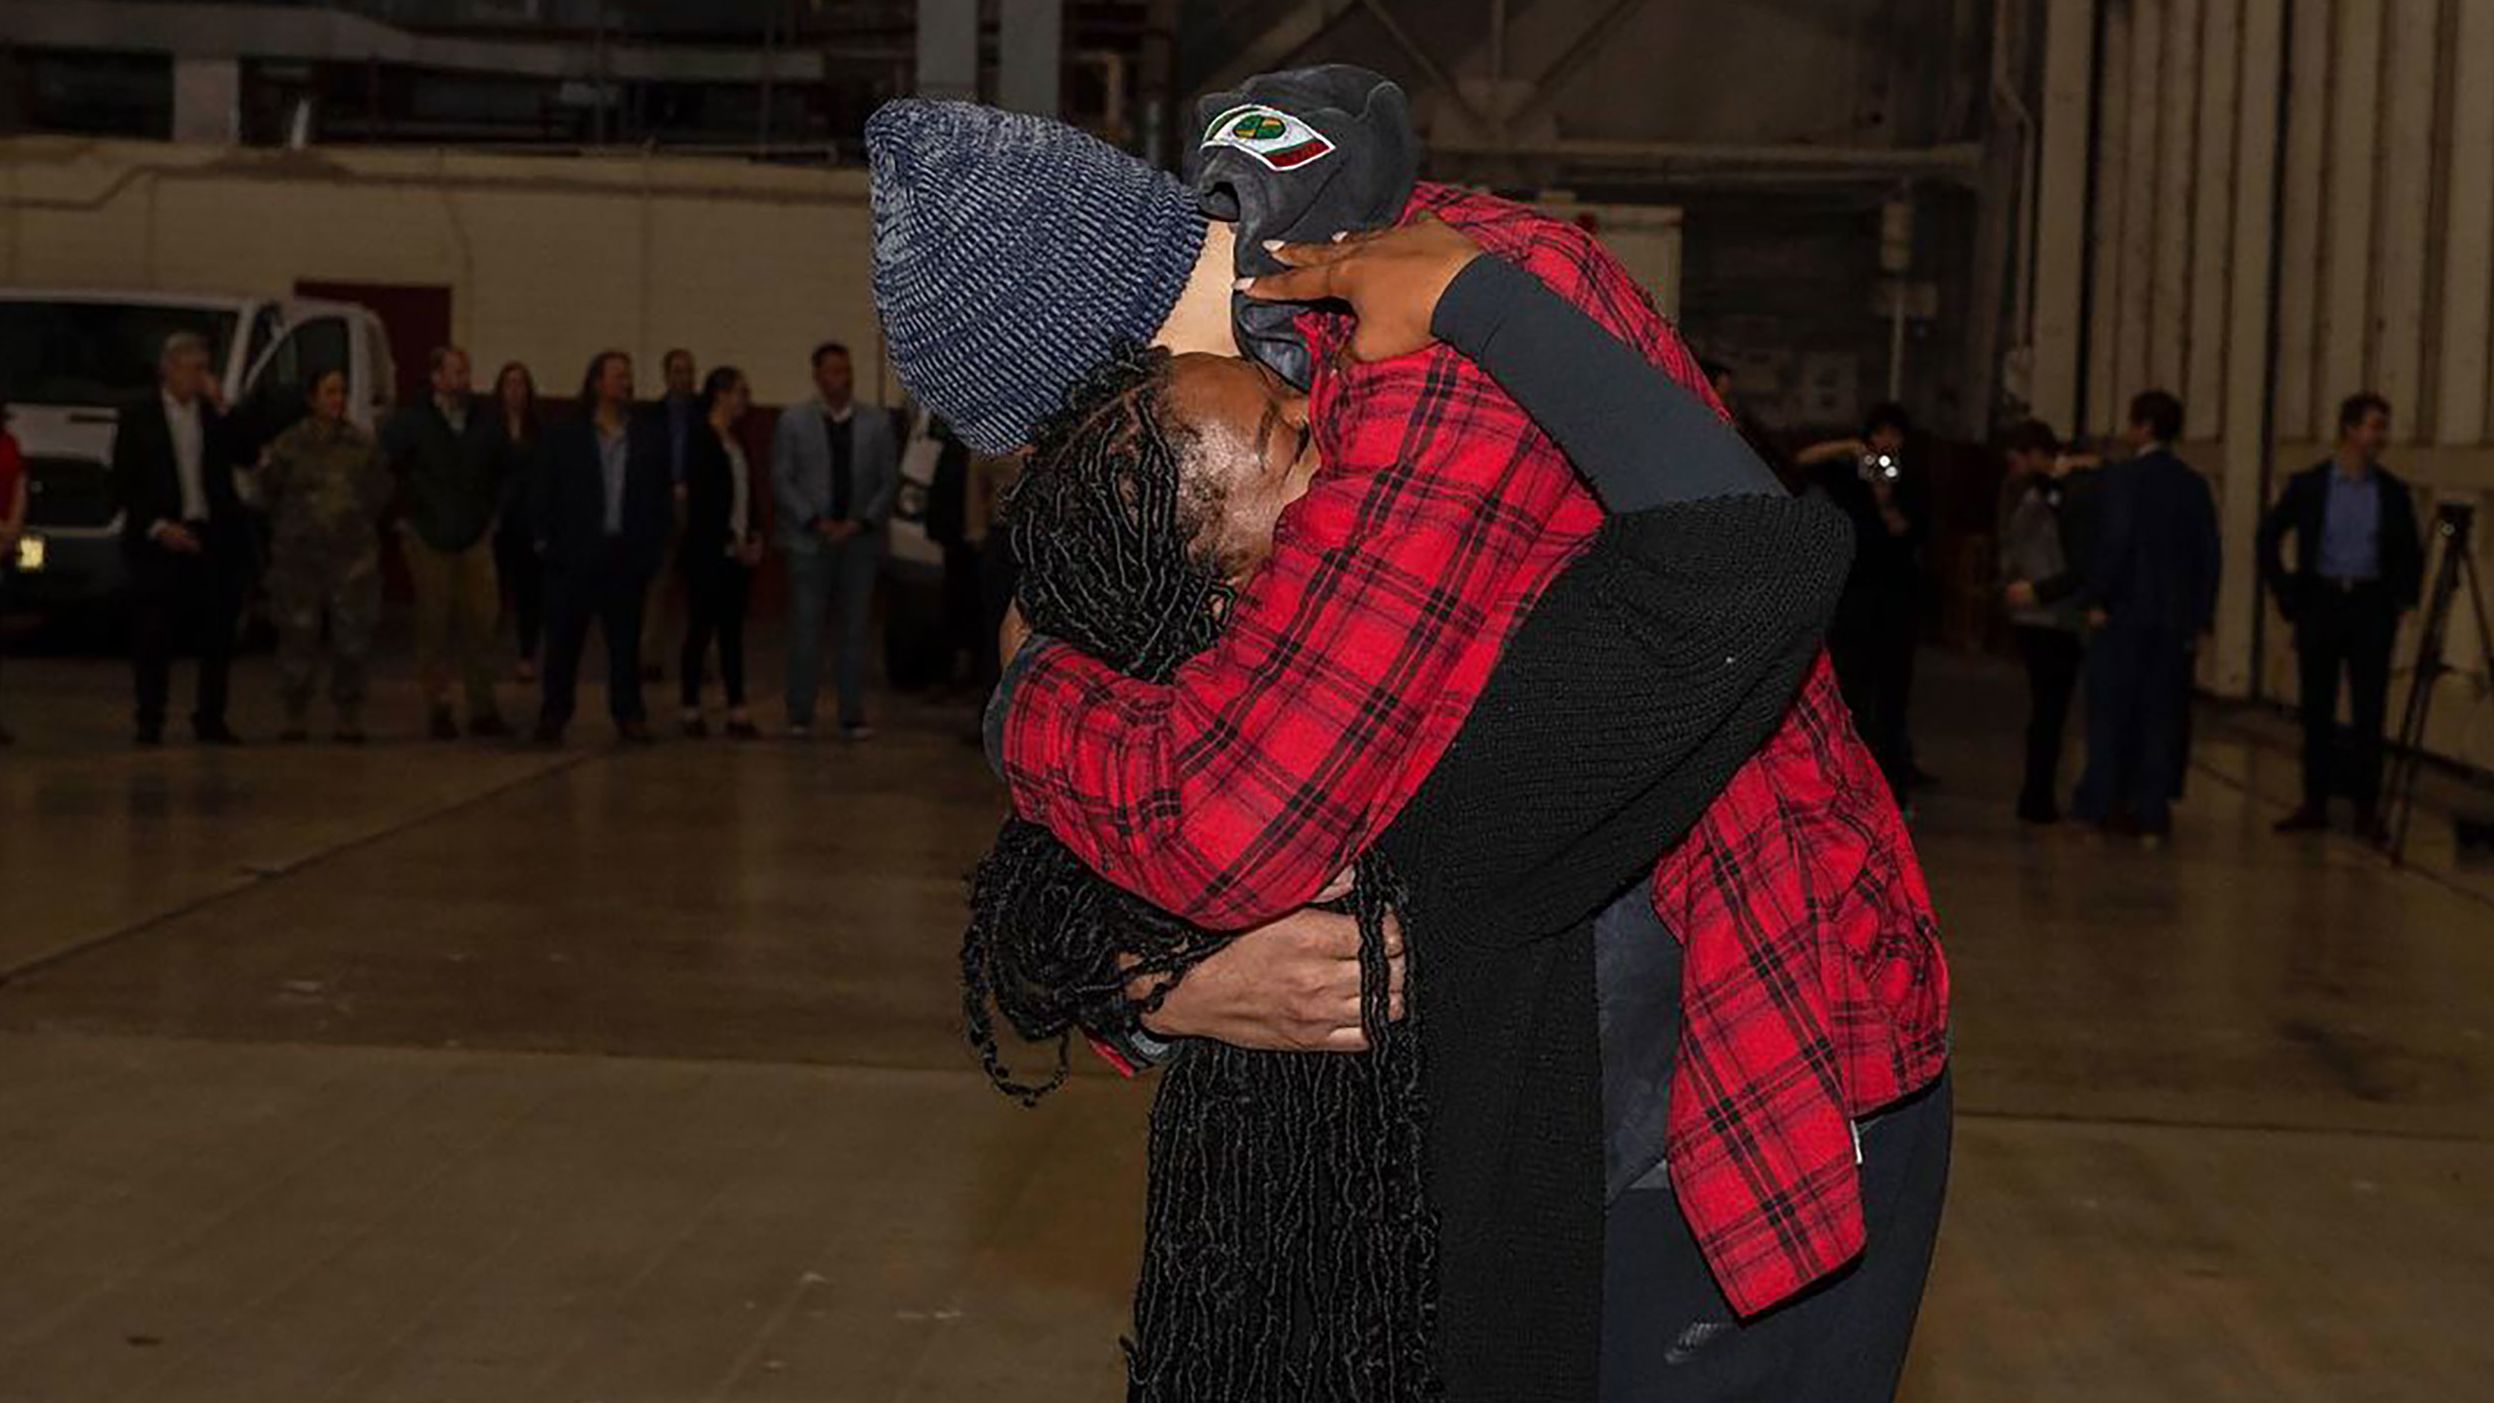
[964,339,1435,1400]
[965,219,1861,1403]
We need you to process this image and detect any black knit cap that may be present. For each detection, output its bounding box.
[1191,65,1418,387]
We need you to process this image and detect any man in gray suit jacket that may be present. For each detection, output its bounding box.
[774,341,898,738]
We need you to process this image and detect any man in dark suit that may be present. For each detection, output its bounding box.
[2259,392,2423,838]
[2072,389,2221,845]
[532,350,674,746]
[112,332,255,746]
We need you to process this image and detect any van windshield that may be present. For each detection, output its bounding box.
[0,302,239,409]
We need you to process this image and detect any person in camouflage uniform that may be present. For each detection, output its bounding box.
[258,369,392,742]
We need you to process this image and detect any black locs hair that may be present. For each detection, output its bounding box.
[959,345,1438,1401]
[960,345,1233,1104]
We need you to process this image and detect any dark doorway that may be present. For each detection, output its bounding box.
[293,279,450,408]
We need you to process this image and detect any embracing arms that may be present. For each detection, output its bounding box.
[1250,220,1848,951]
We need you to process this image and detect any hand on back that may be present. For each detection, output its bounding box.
[1136,902,1406,1054]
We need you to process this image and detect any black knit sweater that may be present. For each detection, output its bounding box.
[1330,254,1855,1400]
[1383,493,1849,1402]
[1368,257,1847,1402]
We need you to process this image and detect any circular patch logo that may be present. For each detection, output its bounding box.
[1200,103,1337,172]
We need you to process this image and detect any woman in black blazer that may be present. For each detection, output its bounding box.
[678,366,763,738]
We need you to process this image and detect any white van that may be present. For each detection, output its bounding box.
[0,289,393,617]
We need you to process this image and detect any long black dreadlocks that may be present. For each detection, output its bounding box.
[960,344,1438,1402]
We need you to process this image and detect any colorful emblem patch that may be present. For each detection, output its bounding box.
[1200,103,1337,172]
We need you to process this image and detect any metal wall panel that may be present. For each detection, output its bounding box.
[2372,0,2438,434]
[2113,0,2165,431]
[2437,0,2494,444]
[2089,1,2136,436]
[2030,0,2099,434]
[2185,0,2239,438]
[2215,0,2286,694]
[2151,0,2201,396]
[2319,0,2383,441]
[2275,0,2335,444]
[2043,0,2494,736]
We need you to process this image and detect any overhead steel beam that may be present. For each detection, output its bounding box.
[1356,0,1490,129]
[1200,0,1362,93]
[1428,134,1986,180]
[0,0,826,83]
[1507,0,1653,131]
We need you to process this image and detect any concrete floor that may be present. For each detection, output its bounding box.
[0,637,2488,1401]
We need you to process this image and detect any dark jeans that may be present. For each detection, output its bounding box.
[679,556,751,710]
[130,542,249,734]
[784,536,881,729]
[540,547,651,731]
[2073,624,2194,833]
[1831,601,1919,802]
[494,522,544,663]
[2294,583,2398,816]
[2015,625,2085,818]
[1599,1071,1952,1403]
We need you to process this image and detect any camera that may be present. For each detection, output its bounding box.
[1858,451,1901,484]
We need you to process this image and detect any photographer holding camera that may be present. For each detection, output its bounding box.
[1797,403,1929,806]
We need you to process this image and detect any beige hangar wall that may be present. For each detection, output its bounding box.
[0,137,888,410]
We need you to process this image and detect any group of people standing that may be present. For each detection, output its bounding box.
[1997,388,2419,844]
[77,331,900,749]
[1997,390,2219,842]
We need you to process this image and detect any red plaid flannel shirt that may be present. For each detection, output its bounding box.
[1651,654,1950,1313]
[1005,185,1948,1315]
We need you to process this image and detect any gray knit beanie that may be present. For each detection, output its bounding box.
[867,99,1208,453]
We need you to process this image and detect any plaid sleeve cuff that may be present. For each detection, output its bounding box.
[1083,1022,1172,1077]
[1083,1031,1141,1078]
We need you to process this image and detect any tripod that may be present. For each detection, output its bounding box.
[2385,502,2494,865]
